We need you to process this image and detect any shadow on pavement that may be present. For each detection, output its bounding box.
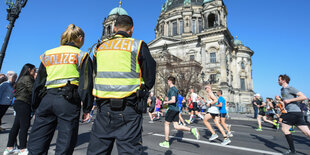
[250,134,307,155]
[293,135,310,147]
[164,150,173,155]
[202,129,212,139]
[170,130,200,148]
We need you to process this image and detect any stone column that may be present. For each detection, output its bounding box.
[219,40,227,84]
[201,43,206,65]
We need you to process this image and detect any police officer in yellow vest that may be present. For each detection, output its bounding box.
[28,24,94,155]
[87,15,156,154]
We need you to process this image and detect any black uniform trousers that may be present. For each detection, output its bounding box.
[87,103,143,155]
[28,92,81,155]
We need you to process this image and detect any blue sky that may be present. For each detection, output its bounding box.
[0,0,309,99]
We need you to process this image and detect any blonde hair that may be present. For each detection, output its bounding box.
[60,24,85,46]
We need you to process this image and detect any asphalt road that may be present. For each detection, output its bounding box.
[1,108,310,155]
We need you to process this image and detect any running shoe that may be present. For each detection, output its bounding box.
[18,149,28,155]
[209,133,219,141]
[185,119,191,124]
[191,128,200,140]
[272,121,277,126]
[276,123,280,130]
[159,141,169,148]
[221,138,231,145]
[3,149,15,155]
[227,132,233,138]
[283,150,296,155]
[290,126,295,133]
[255,128,262,131]
[148,120,154,124]
[227,124,231,131]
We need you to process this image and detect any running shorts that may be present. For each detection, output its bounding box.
[207,112,219,117]
[192,102,199,111]
[179,106,182,113]
[188,108,193,112]
[258,110,265,116]
[282,112,307,126]
[156,108,160,112]
[165,110,179,122]
[220,113,227,118]
[149,106,155,113]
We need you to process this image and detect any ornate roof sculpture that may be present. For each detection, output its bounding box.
[161,0,204,12]
[108,0,128,16]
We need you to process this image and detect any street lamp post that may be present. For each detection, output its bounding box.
[0,0,28,71]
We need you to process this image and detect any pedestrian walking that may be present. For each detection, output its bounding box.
[27,24,93,155]
[4,64,36,155]
[159,76,200,148]
[278,74,310,155]
[88,15,156,155]
[0,71,17,131]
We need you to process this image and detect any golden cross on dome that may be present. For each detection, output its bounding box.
[119,0,122,7]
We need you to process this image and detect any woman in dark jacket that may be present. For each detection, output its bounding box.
[4,63,36,155]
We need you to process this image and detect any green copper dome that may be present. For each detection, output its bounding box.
[203,0,214,3]
[234,39,243,46]
[109,7,128,16]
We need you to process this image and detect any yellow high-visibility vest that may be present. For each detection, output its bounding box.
[40,45,88,89]
[93,35,144,99]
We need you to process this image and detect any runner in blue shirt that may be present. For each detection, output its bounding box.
[217,90,233,138]
[178,94,186,126]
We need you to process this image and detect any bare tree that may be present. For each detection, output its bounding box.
[153,51,202,97]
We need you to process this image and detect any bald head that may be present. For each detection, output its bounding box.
[7,71,17,83]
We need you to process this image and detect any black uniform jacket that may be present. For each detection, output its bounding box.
[32,43,94,113]
[93,31,156,102]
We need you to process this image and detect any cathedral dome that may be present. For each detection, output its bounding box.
[109,7,128,16]
[162,0,204,12]
[234,37,243,46]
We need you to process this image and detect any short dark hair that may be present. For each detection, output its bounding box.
[115,15,133,31]
[279,74,290,84]
[217,90,223,95]
[168,76,176,84]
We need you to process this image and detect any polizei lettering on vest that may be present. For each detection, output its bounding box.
[45,53,78,66]
[98,38,133,52]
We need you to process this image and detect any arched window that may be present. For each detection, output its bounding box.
[240,78,246,91]
[180,20,184,34]
[102,26,105,36]
[192,19,196,34]
[241,61,245,69]
[172,21,177,36]
[210,53,216,63]
[208,14,216,28]
[107,25,111,35]
[198,19,203,33]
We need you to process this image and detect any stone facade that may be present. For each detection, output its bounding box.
[148,0,254,112]
[100,0,255,112]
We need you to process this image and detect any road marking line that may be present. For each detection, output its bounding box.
[149,133,282,155]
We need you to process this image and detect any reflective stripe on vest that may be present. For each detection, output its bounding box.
[93,36,143,99]
[40,46,87,89]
